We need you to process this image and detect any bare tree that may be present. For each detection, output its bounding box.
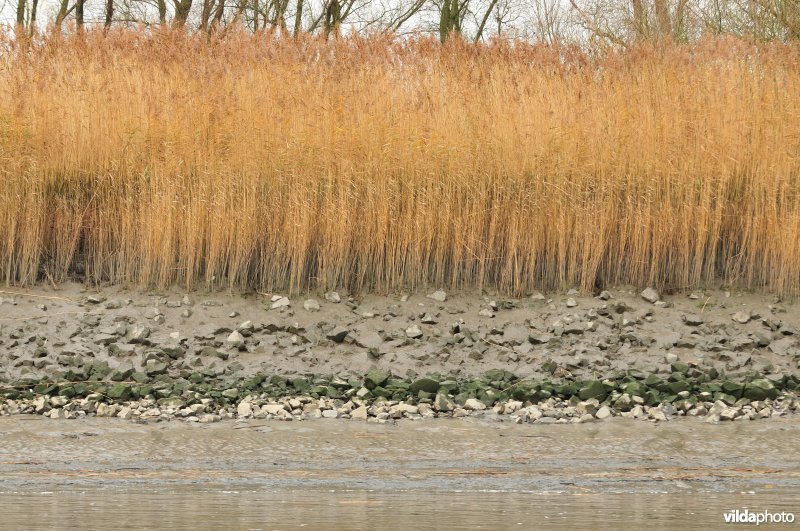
[76,0,86,29]
[105,0,114,28]
[173,0,193,26]
[16,0,25,26]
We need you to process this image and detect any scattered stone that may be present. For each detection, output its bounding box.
[325,292,341,303]
[409,378,440,394]
[500,324,529,346]
[405,324,423,339]
[262,404,286,415]
[649,408,668,421]
[222,388,240,400]
[420,313,437,324]
[389,403,419,417]
[640,288,660,304]
[144,360,167,376]
[237,402,253,417]
[353,330,383,350]
[127,325,151,344]
[427,290,447,302]
[350,405,368,419]
[270,297,291,310]
[579,380,608,401]
[96,403,117,417]
[595,406,612,419]
[326,327,350,343]
[434,394,455,412]
[303,299,321,312]
[732,311,751,324]
[227,330,245,349]
[682,314,705,326]
[463,398,487,411]
[364,370,391,389]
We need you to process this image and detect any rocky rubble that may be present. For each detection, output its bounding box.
[0,284,799,425]
[1,377,797,425]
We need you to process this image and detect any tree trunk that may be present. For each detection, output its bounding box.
[631,0,646,40]
[253,0,259,30]
[105,0,114,29]
[474,0,500,42]
[323,0,341,38]
[439,0,451,42]
[55,0,72,28]
[293,0,303,35]
[76,0,85,30]
[158,0,167,24]
[274,0,288,29]
[174,0,194,27]
[654,0,671,40]
[16,0,26,27]
[200,0,213,31]
[30,0,39,30]
[211,0,225,31]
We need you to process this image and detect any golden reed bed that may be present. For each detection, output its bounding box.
[0,31,799,295]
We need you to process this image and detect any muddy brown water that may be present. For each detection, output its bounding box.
[0,417,798,530]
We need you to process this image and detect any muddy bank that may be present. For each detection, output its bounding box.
[0,284,798,425]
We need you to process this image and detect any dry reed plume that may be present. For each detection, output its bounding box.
[1,31,799,295]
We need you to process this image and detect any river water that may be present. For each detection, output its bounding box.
[0,416,797,529]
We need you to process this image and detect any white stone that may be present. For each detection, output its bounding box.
[257,404,283,416]
[595,406,612,419]
[325,292,341,303]
[270,297,291,309]
[96,403,117,417]
[426,290,447,302]
[731,311,751,324]
[641,287,660,303]
[356,387,370,399]
[226,330,245,348]
[237,402,253,418]
[463,398,487,411]
[389,403,419,417]
[350,405,368,419]
[405,324,423,339]
[525,406,543,420]
[32,396,47,413]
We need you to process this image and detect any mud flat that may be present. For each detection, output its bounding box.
[0,416,798,529]
[0,284,798,425]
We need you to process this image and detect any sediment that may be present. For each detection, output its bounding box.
[1,284,798,425]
